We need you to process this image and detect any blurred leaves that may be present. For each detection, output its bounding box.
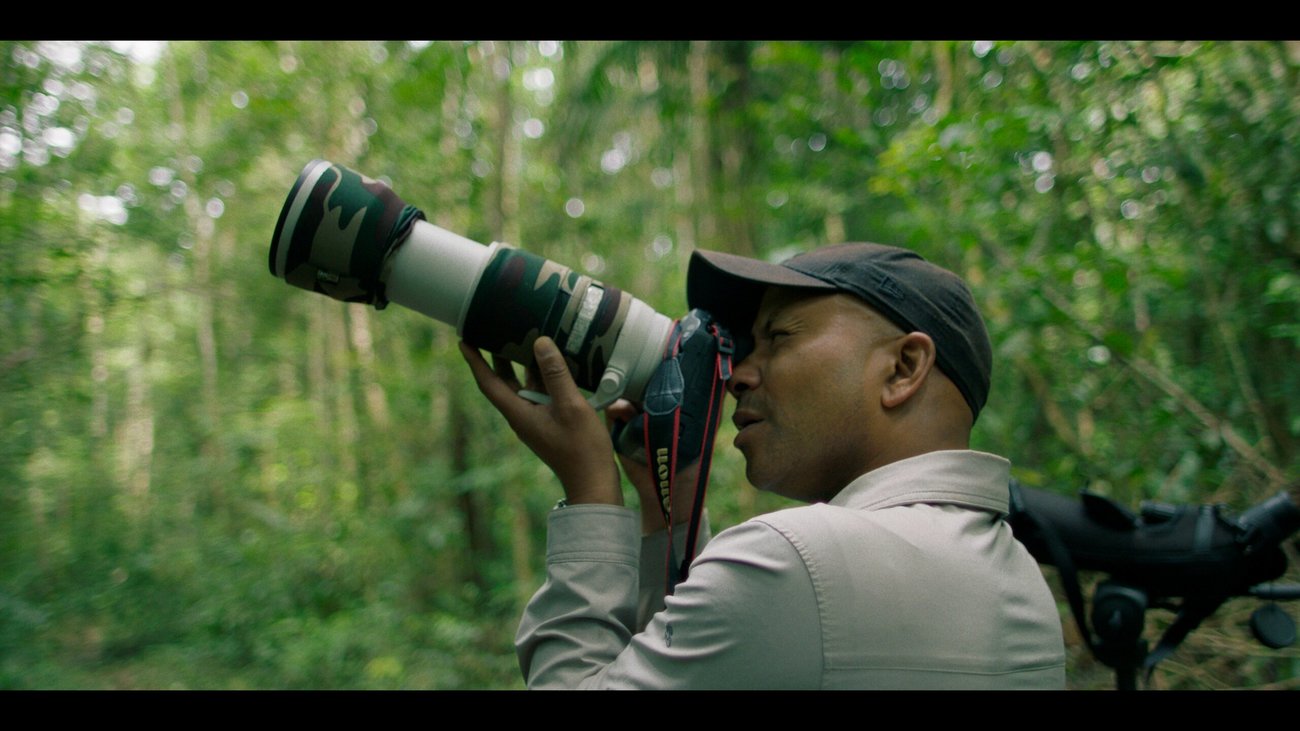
[1,41,1297,689]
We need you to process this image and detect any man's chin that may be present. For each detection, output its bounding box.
[742,461,778,495]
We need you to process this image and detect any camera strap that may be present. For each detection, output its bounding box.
[640,311,734,595]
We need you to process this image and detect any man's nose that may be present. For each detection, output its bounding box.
[728,353,759,397]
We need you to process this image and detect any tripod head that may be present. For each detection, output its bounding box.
[1008,481,1300,689]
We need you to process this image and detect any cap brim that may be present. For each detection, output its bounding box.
[686,249,836,337]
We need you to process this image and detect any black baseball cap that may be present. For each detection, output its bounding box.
[686,243,993,422]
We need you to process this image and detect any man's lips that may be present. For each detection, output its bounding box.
[732,409,764,432]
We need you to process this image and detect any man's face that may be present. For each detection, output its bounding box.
[729,288,903,503]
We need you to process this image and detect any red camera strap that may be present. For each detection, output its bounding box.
[643,322,734,594]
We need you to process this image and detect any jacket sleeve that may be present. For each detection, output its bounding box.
[515,504,823,689]
[636,511,713,630]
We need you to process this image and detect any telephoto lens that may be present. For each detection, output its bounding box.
[269,160,673,407]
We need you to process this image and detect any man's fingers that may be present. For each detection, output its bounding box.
[492,355,523,391]
[459,341,493,386]
[532,337,584,408]
[461,338,623,507]
[523,359,543,393]
[606,398,640,425]
[460,342,525,415]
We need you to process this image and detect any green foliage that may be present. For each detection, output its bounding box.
[2,40,1297,689]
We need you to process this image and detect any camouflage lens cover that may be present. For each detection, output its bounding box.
[270,159,424,307]
[462,247,631,392]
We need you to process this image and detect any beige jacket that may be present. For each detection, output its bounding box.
[516,450,1066,689]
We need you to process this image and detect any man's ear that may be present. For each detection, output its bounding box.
[881,332,937,409]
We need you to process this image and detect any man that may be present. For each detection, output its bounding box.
[461,243,1066,689]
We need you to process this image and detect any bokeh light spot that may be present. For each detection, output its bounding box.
[149,166,175,186]
[581,252,605,274]
[647,235,672,261]
[24,140,49,167]
[600,149,626,174]
[523,68,554,91]
[0,129,21,156]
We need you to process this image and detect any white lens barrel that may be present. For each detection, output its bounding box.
[376,218,672,410]
[382,220,492,327]
[589,298,674,407]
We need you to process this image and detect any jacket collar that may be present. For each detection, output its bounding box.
[827,450,1011,516]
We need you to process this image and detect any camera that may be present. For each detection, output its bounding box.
[269,159,675,408]
[270,160,741,563]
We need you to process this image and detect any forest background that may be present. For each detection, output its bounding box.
[2,40,1298,690]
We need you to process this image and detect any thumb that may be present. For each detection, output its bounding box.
[606,398,641,424]
[533,337,583,406]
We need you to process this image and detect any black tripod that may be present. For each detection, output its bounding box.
[1009,482,1300,690]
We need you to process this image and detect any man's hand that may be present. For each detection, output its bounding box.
[460,337,622,507]
[607,400,704,535]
